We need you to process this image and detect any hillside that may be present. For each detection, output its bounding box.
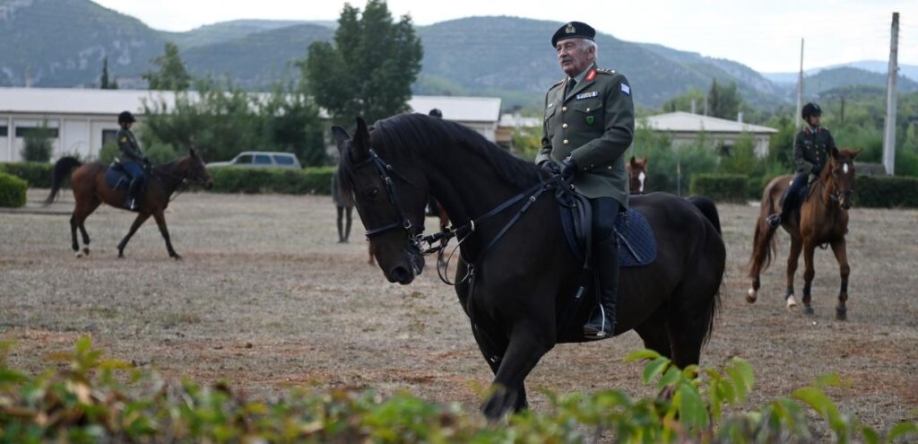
[2,0,913,112]
[0,0,164,87]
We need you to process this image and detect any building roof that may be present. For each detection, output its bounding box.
[0,88,502,124]
[642,112,777,134]
[407,96,501,123]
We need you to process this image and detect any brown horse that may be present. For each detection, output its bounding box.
[747,148,859,320]
[44,150,214,260]
[627,156,648,194]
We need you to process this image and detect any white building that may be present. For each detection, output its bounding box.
[0,88,503,163]
[642,112,778,157]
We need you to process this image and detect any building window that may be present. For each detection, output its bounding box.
[0,126,6,137]
[102,130,118,146]
[15,127,59,138]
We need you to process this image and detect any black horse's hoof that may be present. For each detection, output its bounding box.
[171,254,183,261]
[835,306,847,321]
[803,305,815,315]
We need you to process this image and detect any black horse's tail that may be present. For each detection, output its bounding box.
[687,195,722,235]
[44,156,82,206]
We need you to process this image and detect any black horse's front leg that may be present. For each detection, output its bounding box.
[118,212,151,258]
[481,321,553,420]
[152,209,181,260]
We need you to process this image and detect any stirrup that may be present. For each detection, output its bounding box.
[766,213,781,228]
[583,306,613,339]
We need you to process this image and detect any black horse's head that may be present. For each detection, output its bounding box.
[333,117,428,284]
[825,147,859,210]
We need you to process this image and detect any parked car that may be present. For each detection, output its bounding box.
[206,151,301,169]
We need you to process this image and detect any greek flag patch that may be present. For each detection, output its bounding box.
[576,91,599,100]
[621,83,631,96]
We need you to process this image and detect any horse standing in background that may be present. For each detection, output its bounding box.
[627,156,648,194]
[747,148,859,320]
[44,150,214,260]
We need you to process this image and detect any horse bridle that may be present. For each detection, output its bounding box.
[350,148,560,283]
[822,160,855,206]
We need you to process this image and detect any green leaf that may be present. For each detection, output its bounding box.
[678,380,710,429]
[860,425,880,444]
[887,421,918,442]
[642,357,670,385]
[625,349,662,363]
[657,367,682,389]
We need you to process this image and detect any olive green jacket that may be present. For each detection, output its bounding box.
[116,128,145,163]
[794,126,836,175]
[535,64,635,206]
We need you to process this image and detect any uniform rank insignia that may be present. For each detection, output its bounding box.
[576,91,599,100]
[120,137,127,143]
[586,116,595,125]
[621,83,631,96]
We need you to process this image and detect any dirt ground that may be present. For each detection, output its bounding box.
[1,189,916,435]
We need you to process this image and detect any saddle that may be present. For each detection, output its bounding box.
[778,176,813,224]
[104,162,131,191]
[557,189,657,268]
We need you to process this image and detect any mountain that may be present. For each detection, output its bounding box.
[767,66,918,100]
[0,0,165,87]
[2,0,913,112]
[162,20,308,49]
[763,61,918,84]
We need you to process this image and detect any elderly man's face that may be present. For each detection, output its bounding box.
[556,38,595,77]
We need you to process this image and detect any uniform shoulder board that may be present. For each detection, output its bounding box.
[595,68,617,75]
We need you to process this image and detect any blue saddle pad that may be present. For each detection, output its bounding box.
[104,165,130,191]
[559,195,657,268]
[614,209,657,267]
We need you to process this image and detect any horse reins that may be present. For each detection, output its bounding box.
[352,148,561,286]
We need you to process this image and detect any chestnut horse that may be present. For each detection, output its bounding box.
[747,148,859,319]
[44,150,214,260]
[627,156,648,194]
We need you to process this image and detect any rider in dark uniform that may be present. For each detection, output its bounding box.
[767,103,837,228]
[116,111,151,210]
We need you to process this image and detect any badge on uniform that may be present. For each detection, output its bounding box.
[576,91,598,100]
[586,116,595,125]
[621,83,631,96]
[120,137,127,143]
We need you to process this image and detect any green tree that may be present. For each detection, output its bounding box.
[99,56,118,90]
[661,88,706,113]
[143,42,191,91]
[708,80,742,120]
[20,122,54,162]
[299,0,423,125]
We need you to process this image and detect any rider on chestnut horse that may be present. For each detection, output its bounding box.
[767,103,837,228]
[116,111,152,210]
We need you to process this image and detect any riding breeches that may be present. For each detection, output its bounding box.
[782,172,809,215]
[121,161,146,189]
[590,197,621,243]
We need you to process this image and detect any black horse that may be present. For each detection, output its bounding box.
[334,114,725,420]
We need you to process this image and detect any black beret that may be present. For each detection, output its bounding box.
[551,21,596,47]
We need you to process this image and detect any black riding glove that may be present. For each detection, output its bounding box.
[539,160,561,175]
[560,156,577,181]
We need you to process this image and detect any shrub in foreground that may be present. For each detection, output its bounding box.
[0,338,915,443]
[0,172,27,208]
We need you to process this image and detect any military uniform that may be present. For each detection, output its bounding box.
[535,64,635,207]
[794,126,836,175]
[117,128,145,163]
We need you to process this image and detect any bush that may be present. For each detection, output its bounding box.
[20,124,54,162]
[1,338,915,443]
[0,172,27,207]
[208,167,335,195]
[0,162,54,188]
[98,142,119,164]
[855,175,918,208]
[145,142,179,164]
[690,174,748,202]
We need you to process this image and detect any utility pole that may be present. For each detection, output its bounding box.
[882,12,899,175]
[795,38,804,129]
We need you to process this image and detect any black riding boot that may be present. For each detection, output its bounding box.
[127,179,142,210]
[584,236,619,339]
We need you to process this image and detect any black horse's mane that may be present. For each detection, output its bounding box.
[340,113,542,191]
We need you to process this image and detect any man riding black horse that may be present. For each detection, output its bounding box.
[116,111,151,210]
[767,102,837,228]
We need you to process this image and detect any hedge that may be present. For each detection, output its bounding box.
[690,174,748,203]
[208,166,336,195]
[2,337,915,443]
[0,172,28,208]
[0,162,54,188]
[855,175,918,208]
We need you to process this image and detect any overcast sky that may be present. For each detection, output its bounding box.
[93,0,917,73]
